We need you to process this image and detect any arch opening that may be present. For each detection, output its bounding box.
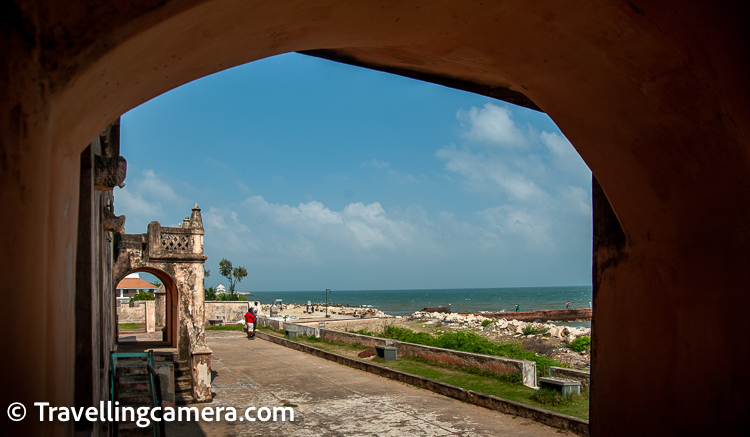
[115,267,179,348]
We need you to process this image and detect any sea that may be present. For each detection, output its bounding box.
[241,286,593,327]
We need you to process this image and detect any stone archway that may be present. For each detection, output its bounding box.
[114,204,212,402]
[116,266,179,347]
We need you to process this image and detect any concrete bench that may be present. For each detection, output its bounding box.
[207,315,225,326]
[539,377,581,397]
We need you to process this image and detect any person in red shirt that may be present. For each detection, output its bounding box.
[244,310,256,340]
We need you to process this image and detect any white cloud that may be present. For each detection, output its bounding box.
[115,187,163,219]
[237,181,252,194]
[432,102,593,259]
[242,196,343,233]
[115,169,189,232]
[363,158,426,184]
[436,146,547,201]
[540,131,591,176]
[478,206,555,251]
[203,207,258,256]
[438,102,590,206]
[559,185,592,217]
[138,169,187,205]
[457,103,527,148]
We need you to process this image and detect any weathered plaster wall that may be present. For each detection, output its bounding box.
[2,1,750,435]
[116,301,147,322]
[204,301,251,324]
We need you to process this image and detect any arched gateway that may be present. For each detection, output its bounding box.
[114,204,212,403]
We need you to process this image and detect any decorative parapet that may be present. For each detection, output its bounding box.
[146,205,206,263]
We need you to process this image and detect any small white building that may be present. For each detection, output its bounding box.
[116,272,158,300]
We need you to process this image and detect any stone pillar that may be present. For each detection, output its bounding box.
[191,343,213,403]
[155,285,166,326]
[145,301,156,333]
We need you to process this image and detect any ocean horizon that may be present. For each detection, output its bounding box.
[237,285,593,320]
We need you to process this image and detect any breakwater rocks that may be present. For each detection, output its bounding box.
[410,311,591,343]
[262,303,389,318]
[481,308,592,322]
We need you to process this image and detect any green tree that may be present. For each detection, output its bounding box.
[130,291,155,302]
[204,286,216,301]
[219,258,248,297]
[216,293,247,301]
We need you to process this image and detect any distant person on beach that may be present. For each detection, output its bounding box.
[244,309,256,340]
[515,304,520,312]
[589,302,592,308]
[306,304,309,313]
[354,310,359,318]
[566,301,571,309]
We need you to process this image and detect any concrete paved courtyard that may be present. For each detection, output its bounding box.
[167,331,571,437]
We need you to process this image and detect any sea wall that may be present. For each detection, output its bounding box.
[482,308,592,322]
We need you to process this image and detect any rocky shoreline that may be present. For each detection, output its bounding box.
[261,303,389,318]
[410,311,590,341]
[256,302,591,370]
[409,310,592,370]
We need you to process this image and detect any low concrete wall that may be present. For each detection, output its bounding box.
[257,316,320,337]
[318,329,536,388]
[117,300,146,322]
[257,316,282,330]
[204,301,251,324]
[549,367,590,389]
[260,319,536,387]
[256,331,588,436]
[481,308,592,322]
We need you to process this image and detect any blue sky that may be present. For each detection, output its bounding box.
[118,53,592,291]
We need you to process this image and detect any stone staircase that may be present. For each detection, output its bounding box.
[113,353,194,436]
[174,360,194,405]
